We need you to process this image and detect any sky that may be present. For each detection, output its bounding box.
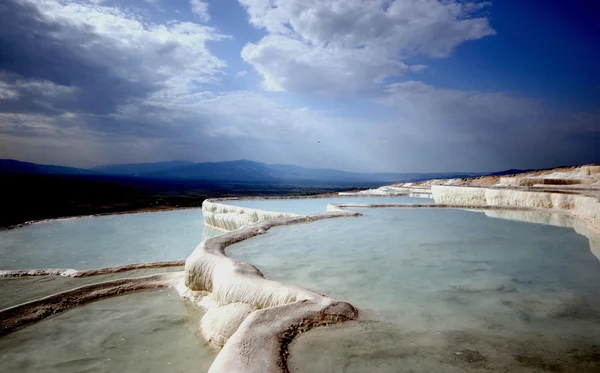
[0,0,598,173]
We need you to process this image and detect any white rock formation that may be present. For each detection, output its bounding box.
[6,177,600,373]
[202,200,296,231]
[208,297,356,373]
[193,192,599,372]
[181,209,362,360]
[0,261,184,278]
[338,186,407,196]
[409,191,433,198]
[496,165,600,188]
[432,185,600,234]
[200,302,255,347]
[431,185,486,205]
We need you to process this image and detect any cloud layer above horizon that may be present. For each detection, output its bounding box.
[0,0,598,172]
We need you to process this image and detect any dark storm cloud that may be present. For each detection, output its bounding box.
[0,0,156,116]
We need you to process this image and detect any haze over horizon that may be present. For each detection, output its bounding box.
[1,0,599,173]
[0,157,593,176]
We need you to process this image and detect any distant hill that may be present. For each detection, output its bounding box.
[1,158,486,184]
[0,159,97,175]
[141,160,380,183]
[91,160,195,175]
[98,159,483,184]
[258,164,481,183]
[146,160,279,183]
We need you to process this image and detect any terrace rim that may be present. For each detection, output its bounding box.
[1,186,600,373]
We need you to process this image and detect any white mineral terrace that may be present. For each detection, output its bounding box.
[189,178,600,372]
[431,185,600,235]
[1,165,600,373]
[338,186,409,196]
[202,199,298,231]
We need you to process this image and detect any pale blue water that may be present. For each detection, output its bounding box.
[230,209,600,341]
[221,196,432,215]
[3,203,598,373]
[0,267,183,309]
[0,289,217,373]
[0,209,221,270]
[0,210,219,373]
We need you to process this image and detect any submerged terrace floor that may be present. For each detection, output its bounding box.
[229,208,600,372]
[0,289,218,373]
[1,195,600,373]
[0,208,222,373]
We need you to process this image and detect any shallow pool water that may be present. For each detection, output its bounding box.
[221,196,432,215]
[0,289,218,373]
[230,208,600,348]
[289,320,600,373]
[0,267,183,309]
[0,209,222,270]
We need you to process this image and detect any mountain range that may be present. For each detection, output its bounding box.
[0,159,97,176]
[1,158,485,184]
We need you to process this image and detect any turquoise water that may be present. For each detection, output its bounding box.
[221,196,432,215]
[0,210,220,372]
[3,201,600,373]
[0,209,221,270]
[230,209,600,343]
[0,289,217,373]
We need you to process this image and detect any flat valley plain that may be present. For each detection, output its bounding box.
[0,172,370,229]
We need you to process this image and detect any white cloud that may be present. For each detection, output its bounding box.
[0,73,78,114]
[190,0,210,22]
[242,35,407,94]
[0,89,375,170]
[0,82,19,100]
[120,90,325,140]
[194,92,318,138]
[2,0,598,172]
[16,79,77,97]
[27,0,226,96]
[383,81,543,122]
[239,0,495,95]
[409,65,427,72]
[235,70,248,78]
[377,80,549,146]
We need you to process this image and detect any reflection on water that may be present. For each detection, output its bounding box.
[0,209,222,270]
[230,208,600,371]
[484,209,600,260]
[222,196,432,215]
[0,289,217,373]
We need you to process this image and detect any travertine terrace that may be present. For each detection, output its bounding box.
[1,164,599,373]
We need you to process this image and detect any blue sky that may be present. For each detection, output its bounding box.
[0,0,598,172]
